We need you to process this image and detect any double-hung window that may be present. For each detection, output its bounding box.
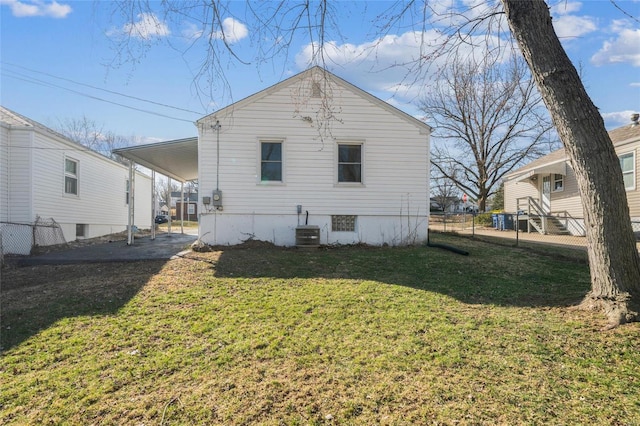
[260,141,283,182]
[619,152,635,190]
[552,174,564,192]
[64,157,78,195]
[337,143,362,183]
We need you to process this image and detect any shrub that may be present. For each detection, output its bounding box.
[475,212,494,227]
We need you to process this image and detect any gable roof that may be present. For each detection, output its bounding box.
[197,66,432,133]
[1,105,140,170]
[506,123,640,180]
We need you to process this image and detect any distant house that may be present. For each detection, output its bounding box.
[196,67,431,246]
[0,106,152,254]
[170,191,198,221]
[503,117,640,236]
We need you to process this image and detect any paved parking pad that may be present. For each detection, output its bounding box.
[17,233,197,266]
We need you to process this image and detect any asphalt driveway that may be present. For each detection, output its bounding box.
[17,232,197,266]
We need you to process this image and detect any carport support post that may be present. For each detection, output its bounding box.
[151,170,156,240]
[167,178,172,235]
[180,182,185,234]
[127,160,135,245]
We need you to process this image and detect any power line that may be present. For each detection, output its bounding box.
[3,72,196,124]
[1,61,204,116]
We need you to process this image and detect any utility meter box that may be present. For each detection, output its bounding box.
[212,190,223,209]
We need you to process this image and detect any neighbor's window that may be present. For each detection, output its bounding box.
[260,141,282,182]
[64,158,78,195]
[553,174,564,192]
[332,215,357,232]
[188,204,195,215]
[337,143,362,183]
[620,152,635,190]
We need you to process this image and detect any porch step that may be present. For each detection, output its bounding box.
[518,215,571,235]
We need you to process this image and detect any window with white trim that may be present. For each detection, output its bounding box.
[125,179,130,205]
[619,152,635,190]
[337,143,362,183]
[552,174,564,192]
[64,157,78,195]
[260,141,283,182]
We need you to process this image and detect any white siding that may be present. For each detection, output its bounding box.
[30,131,152,240]
[7,129,33,223]
[0,120,152,252]
[198,71,430,246]
[0,124,9,222]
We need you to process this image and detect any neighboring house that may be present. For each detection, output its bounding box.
[196,66,431,246]
[503,117,640,236]
[0,106,152,254]
[171,191,198,221]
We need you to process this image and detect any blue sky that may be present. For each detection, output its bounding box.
[1,0,639,144]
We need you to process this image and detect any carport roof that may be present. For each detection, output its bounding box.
[113,137,198,182]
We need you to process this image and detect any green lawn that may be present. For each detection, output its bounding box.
[2,234,639,425]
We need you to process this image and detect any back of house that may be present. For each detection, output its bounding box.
[196,67,431,246]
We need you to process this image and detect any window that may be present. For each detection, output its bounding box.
[332,215,357,232]
[260,141,282,182]
[76,224,86,238]
[552,174,564,192]
[64,158,78,195]
[620,152,635,190]
[125,179,130,205]
[188,203,195,215]
[338,143,362,183]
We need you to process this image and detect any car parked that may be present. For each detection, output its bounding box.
[155,215,168,224]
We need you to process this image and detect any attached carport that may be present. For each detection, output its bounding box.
[113,137,199,244]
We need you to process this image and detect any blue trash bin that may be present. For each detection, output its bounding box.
[492,214,498,229]
[499,213,514,230]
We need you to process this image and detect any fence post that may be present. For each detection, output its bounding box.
[516,211,519,247]
[472,212,475,236]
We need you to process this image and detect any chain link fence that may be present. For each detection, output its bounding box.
[1,217,67,266]
[429,211,600,253]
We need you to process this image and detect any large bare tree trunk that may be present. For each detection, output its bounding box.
[501,0,640,327]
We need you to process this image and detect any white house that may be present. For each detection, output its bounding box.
[0,106,152,255]
[196,67,431,246]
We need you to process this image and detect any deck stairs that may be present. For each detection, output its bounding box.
[516,197,571,235]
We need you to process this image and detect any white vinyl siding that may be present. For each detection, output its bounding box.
[4,124,151,240]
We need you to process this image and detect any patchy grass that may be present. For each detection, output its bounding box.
[2,235,639,425]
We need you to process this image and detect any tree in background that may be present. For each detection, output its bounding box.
[423,54,555,212]
[490,182,504,211]
[55,115,130,163]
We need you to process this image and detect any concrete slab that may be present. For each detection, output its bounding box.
[17,233,197,266]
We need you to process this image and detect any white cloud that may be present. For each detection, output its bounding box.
[552,15,597,39]
[549,1,584,16]
[295,29,507,103]
[120,13,170,40]
[213,17,248,44]
[602,110,640,128]
[630,82,640,87]
[0,0,71,18]
[591,29,640,67]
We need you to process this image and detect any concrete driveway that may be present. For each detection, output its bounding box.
[17,232,197,266]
